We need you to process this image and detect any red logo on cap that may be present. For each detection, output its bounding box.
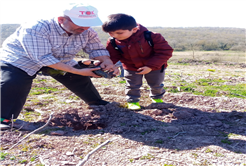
[79,11,94,15]
[86,11,91,15]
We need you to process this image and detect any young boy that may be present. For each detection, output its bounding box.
[102,14,173,110]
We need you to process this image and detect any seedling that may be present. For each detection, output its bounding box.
[214,153,225,157]
[155,140,164,144]
[228,133,240,138]
[10,156,16,160]
[205,148,213,153]
[200,159,209,165]
[221,139,232,145]
[192,153,198,159]
[30,157,35,161]
[36,164,45,166]
[119,80,126,84]
[207,69,216,72]
[0,152,9,160]
[91,143,99,148]
[29,87,59,95]
[140,153,155,160]
[19,159,27,164]
[101,146,107,150]
[30,155,37,161]
[21,144,32,152]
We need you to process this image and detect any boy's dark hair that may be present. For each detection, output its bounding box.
[102,13,137,32]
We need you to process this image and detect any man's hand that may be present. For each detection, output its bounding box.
[80,59,120,78]
[47,62,101,77]
[77,68,102,78]
[82,59,101,66]
[93,55,119,75]
[136,66,152,75]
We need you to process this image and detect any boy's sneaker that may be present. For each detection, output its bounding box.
[127,102,141,110]
[0,123,10,130]
[151,98,164,103]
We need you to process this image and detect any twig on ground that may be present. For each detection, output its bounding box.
[230,92,246,98]
[76,137,117,166]
[8,112,54,150]
[15,121,25,131]
[172,132,186,139]
[39,156,50,166]
[11,114,14,132]
[84,122,92,131]
[39,156,45,165]
[155,156,186,164]
[232,142,240,149]
[72,147,77,153]
[17,132,23,138]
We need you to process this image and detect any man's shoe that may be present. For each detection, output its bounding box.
[127,102,141,110]
[0,123,10,130]
[151,98,164,103]
[88,100,110,106]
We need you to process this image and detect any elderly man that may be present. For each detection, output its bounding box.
[0,3,118,130]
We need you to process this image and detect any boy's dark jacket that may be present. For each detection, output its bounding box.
[106,24,173,71]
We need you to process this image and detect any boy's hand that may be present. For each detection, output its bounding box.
[100,59,115,71]
[112,66,120,76]
[93,56,114,71]
[99,59,120,76]
[136,66,152,75]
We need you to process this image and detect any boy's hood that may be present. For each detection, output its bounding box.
[133,24,148,37]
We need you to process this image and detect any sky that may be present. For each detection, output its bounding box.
[0,0,245,28]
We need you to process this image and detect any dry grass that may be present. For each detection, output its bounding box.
[171,51,245,64]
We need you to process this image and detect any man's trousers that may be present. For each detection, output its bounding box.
[1,63,102,120]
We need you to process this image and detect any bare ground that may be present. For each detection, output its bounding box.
[1,63,246,166]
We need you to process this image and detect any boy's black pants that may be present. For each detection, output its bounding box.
[0,63,102,120]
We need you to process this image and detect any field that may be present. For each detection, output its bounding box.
[1,56,246,165]
[170,51,245,64]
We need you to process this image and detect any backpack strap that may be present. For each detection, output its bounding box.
[144,31,154,47]
[110,37,124,54]
[144,31,165,73]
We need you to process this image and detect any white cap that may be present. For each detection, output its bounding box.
[63,3,102,26]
